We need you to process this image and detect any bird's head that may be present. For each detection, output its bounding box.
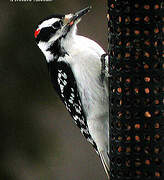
[34,7,91,62]
[34,6,91,45]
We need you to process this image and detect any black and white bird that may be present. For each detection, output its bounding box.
[34,7,109,177]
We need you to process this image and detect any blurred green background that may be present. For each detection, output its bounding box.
[0,0,107,179]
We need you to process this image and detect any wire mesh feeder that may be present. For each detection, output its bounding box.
[107,0,163,179]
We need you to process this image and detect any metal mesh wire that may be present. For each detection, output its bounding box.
[107,0,164,179]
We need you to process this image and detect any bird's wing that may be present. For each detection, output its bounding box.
[47,60,98,152]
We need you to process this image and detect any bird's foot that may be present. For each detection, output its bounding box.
[101,53,110,82]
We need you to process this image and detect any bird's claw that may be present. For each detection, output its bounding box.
[101,53,110,82]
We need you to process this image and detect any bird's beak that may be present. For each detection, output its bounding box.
[63,6,91,27]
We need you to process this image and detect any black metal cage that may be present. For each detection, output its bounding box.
[107,1,164,179]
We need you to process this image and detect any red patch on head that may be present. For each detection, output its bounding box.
[34,29,40,38]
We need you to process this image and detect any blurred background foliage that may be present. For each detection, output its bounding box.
[0,0,107,179]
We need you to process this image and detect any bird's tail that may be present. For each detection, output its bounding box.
[99,150,109,178]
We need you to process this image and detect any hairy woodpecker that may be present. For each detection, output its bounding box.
[34,7,109,177]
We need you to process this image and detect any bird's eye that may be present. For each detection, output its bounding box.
[38,27,57,42]
[52,21,62,29]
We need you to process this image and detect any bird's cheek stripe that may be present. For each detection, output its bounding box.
[34,29,40,38]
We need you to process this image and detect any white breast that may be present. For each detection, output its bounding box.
[60,34,108,117]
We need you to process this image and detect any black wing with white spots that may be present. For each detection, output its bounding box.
[48,61,98,152]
